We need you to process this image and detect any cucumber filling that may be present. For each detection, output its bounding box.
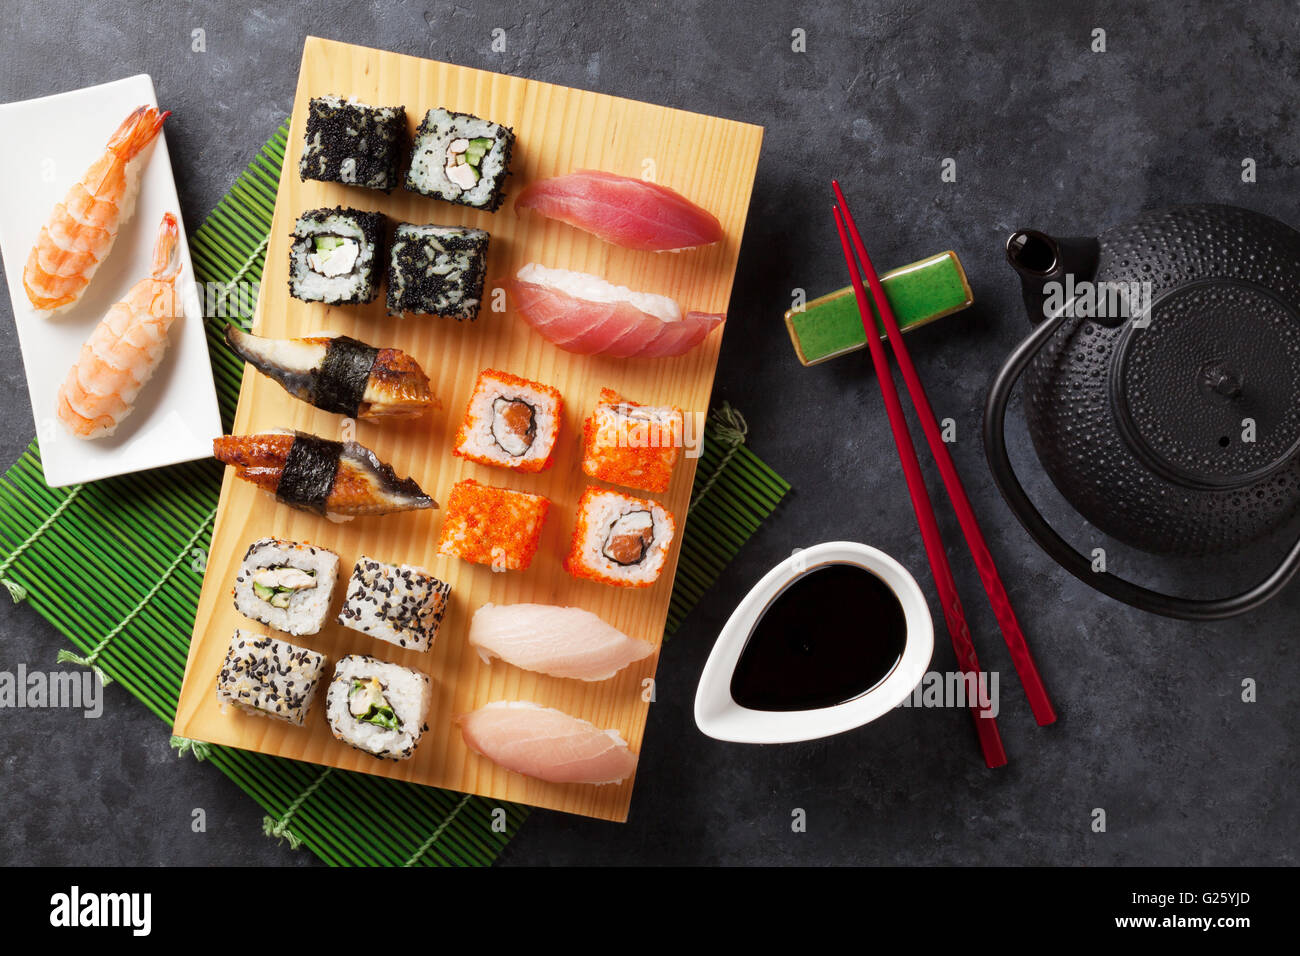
[307,234,361,277]
[348,677,400,731]
[251,566,317,609]
[445,136,495,190]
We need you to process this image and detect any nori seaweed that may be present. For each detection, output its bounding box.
[275,434,342,515]
[288,206,387,306]
[315,336,380,416]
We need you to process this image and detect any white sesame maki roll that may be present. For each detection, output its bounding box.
[387,223,490,320]
[215,630,327,726]
[326,655,432,760]
[289,206,386,305]
[299,96,406,192]
[232,537,340,636]
[405,107,515,211]
[337,555,451,652]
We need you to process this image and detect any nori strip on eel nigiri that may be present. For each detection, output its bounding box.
[213,431,436,519]
[224,326,439,420]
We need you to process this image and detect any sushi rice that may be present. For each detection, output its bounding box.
[405,107,515,211]
[289,206,386,305]
[326,654,432,761]
[564,487,675,587]
[299,95,407,192]
[337,555,452,652]
[454,368,563,472]
[215,630,327,726]
[387,223,489,320]
[232,537,339,636]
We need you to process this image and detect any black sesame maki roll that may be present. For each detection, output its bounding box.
[405,107,515,211]
[215,630,327,726]
[299,96,406,192]
[387,222,490,320]
[289,206,386,305]
[337,556,451,652]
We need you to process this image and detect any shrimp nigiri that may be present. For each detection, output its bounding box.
[24,105,170,314]
[56,212,182,440]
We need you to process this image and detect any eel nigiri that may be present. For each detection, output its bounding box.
[25,105,169,314]
[57,212,181,439]
[469,603,656,681]
[515,170,724,252]
[225,326,439,420]
[506,263,724,358]
[213,431,435,519]
[459,701,638,785]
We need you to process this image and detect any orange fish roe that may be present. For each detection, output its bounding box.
[581,388,683,493]
[437,479,550,571]
[453,368,563,473]
[564,486,676,588]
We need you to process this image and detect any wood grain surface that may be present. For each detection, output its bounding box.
[174,36,763,821]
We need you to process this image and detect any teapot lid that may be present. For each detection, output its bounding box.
[1114,279,1300,488]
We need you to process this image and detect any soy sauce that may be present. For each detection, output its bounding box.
[729,562,907,711]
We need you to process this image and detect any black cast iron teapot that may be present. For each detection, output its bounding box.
[984,203,1300,620]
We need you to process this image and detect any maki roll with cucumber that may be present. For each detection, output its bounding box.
[405,107,515,211]
[289,206,386,305]
[325,655,432,760]
[232,537,340,635]
[299,96,406,192]
[387,222,490,320]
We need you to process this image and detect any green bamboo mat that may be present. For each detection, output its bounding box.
[0,120,789,866]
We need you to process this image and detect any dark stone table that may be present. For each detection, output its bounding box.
[2,0,1295,866]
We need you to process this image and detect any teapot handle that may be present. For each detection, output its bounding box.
[983,311,1300,620]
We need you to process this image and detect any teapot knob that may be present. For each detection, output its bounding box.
[1199,360,1243,401]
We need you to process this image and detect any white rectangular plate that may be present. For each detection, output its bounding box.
[0,74,221,487]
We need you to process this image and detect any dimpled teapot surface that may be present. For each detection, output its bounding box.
[1020,205,1300,555]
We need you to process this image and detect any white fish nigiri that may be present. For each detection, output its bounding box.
[459,701,638,785]
[469,603,656,681]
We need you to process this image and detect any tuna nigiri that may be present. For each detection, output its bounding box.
[459,701,638,785]
[213,431,435,519]
[225,326,439,420]
[515,170,724,252]
[506,263,724,358]
[469,603,656,681]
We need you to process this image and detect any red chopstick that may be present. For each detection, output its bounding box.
[832,205,1007,768]
[833,181,1056,728]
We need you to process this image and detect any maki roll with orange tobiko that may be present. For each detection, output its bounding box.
[581,388,683,493]
[564,487,675,588]
[436,479,549,571]
[454,369,563,473]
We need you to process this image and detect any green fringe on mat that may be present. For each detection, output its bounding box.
[0,119,790,864]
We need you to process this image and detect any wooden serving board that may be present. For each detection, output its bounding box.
[174,37,763,822]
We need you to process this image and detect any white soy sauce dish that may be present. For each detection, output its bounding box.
[694,541,934,744]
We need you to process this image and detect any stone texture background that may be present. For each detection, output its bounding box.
[1,0,1295,865]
